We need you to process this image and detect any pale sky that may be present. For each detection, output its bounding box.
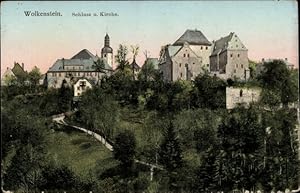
[1,1,298,74]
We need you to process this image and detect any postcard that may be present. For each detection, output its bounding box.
[1,1,299,193]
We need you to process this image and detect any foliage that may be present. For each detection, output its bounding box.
[28,66,42,87]
[191,73,227,109]
[113,130,137,170]
[159,122,183,172]
[259,59,298,106]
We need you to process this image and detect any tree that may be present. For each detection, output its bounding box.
[113,130,136,169]
[28,66,42,87]
[130,45,140,80]
[191,73,226,109]
[57,79,73,113]
[92,58,106,85]
[115,44,130,71]
[159,122,183,172]
[259,59,298,106]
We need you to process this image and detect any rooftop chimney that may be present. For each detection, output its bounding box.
[285,58,288,61]
[62,58,65,70]
[21,63,24,70]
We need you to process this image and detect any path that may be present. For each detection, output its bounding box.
[52,113,163,172]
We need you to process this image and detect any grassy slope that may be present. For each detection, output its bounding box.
[46,129,118,178]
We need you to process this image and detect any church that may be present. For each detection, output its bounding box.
[47,34,114,88]
[158,29,250,81]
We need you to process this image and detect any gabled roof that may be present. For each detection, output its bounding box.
[173,29,212,46]
[211,32,248,56]
[71,49,96,60]
[74,77,94,86]
[211,32,234,56]
[12,62,27,79]
[131,59,140,69]
[48,50,113,72]
[48,58,112,72]
[167,46,182,57]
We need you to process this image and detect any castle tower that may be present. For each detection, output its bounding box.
[101,33,113,68]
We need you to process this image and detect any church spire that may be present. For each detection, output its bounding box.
[104,33,110,47]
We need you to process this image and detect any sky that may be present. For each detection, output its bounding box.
[1,1,298,74]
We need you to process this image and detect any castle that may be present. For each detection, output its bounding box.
[47,34,114,88]
[46,30,250,89]
[158,29,250,81]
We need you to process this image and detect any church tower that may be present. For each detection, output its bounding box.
[101,33,113,68]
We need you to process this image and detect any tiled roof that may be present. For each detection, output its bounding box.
[167,46,182,57]
[71,49,97,60]
[48,57,112,72]
[211,32,234,56]
[48,49,113,72]
[173,29,212,46]
[12,62,27,79]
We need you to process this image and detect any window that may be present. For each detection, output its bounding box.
[77,86,80,90]
[58,73,61,77]
[236,45,238,48]
[183,54,186,57]
[179,63,182,67]
[73,66,75,70]
[230,54,233,57]
[187,54,190,58]
[206,46,208,50]
[104,54,107,57]
[193,63,195,65]
[236,64,238,68]
[238,54,240,57]
[201,46,203,50]
[241,64,243,68]
[78,92,80,96]
[234,69,236,73]
[240,90,243,97]
[180,73,182,77]
[207,64,209,67]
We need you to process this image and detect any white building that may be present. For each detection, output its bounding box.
[47,34,114,88]
[74,78,93,97]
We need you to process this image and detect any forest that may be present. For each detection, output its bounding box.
[1,49,299,193]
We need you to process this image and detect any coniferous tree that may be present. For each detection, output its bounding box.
[159,122,183,172]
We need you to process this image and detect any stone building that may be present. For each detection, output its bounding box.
[47,34,113,88]
[159,29,212,81]
[226,87,261,109]
[210,32,250,80]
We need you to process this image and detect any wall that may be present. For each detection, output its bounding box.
[172,44,203,81]
[226,87,261,109]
